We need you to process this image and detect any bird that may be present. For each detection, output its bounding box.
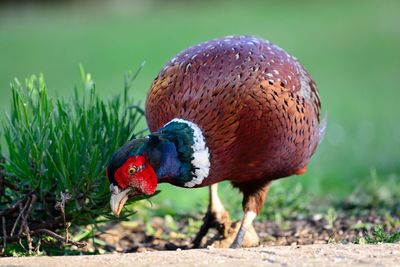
[107,35,324,248]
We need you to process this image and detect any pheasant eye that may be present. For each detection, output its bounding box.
[128,167,137,175]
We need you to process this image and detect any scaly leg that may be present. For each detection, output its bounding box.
[230,183,270,248]
[230,211,257,248]
[192,184,231,248]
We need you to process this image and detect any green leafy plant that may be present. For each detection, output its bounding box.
[324,207,338,230]
[356,225,400,244]
[0,65,149,255]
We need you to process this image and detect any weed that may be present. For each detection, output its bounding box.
[356,225,400,244]
[324,208,338,230]
[0,66,148,255]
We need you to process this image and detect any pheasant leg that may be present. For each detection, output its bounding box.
[192,184,231,248]
[229,182,270,248]
[230,211,257,248]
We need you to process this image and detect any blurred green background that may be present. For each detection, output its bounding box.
[0,0,399,215]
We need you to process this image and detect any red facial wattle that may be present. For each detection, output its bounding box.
[113,155,158,195]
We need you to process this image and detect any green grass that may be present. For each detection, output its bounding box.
[0,68,151,255]
[0,0,399,214]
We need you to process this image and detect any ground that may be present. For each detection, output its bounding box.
[87,208,398,252]
[2,244,400,267]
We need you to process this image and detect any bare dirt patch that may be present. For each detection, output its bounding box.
[93,210,398,252]
[1,244,400,267]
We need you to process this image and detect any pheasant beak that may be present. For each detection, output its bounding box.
[109,184,132,217]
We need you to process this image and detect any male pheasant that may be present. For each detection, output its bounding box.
[107,36,323,248]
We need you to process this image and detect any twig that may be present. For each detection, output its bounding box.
[25,224,33,254]
[18,237,26,252]
[1,216,6,253]
[34,237,41,254]
[10,199,30,237]
[55,192,71,243]
[19,195,37,235]
[0,218,63,244]
[20,195,37,254]
[33,229,87,248]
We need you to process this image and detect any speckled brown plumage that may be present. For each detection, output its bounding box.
[146,36,322,192]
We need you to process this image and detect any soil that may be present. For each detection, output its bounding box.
[92,210,398,253]
[1,210,399,266]
[1,244,400,267]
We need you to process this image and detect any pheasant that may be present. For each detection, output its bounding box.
[107,36,324,248]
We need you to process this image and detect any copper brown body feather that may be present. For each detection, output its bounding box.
[145,36,321,189]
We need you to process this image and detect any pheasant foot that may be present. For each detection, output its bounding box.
[208,220,259,248]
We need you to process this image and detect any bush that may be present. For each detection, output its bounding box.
[0,66,146,255]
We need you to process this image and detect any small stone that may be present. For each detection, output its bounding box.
[137,247,147,253]
[312,214,323,221]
